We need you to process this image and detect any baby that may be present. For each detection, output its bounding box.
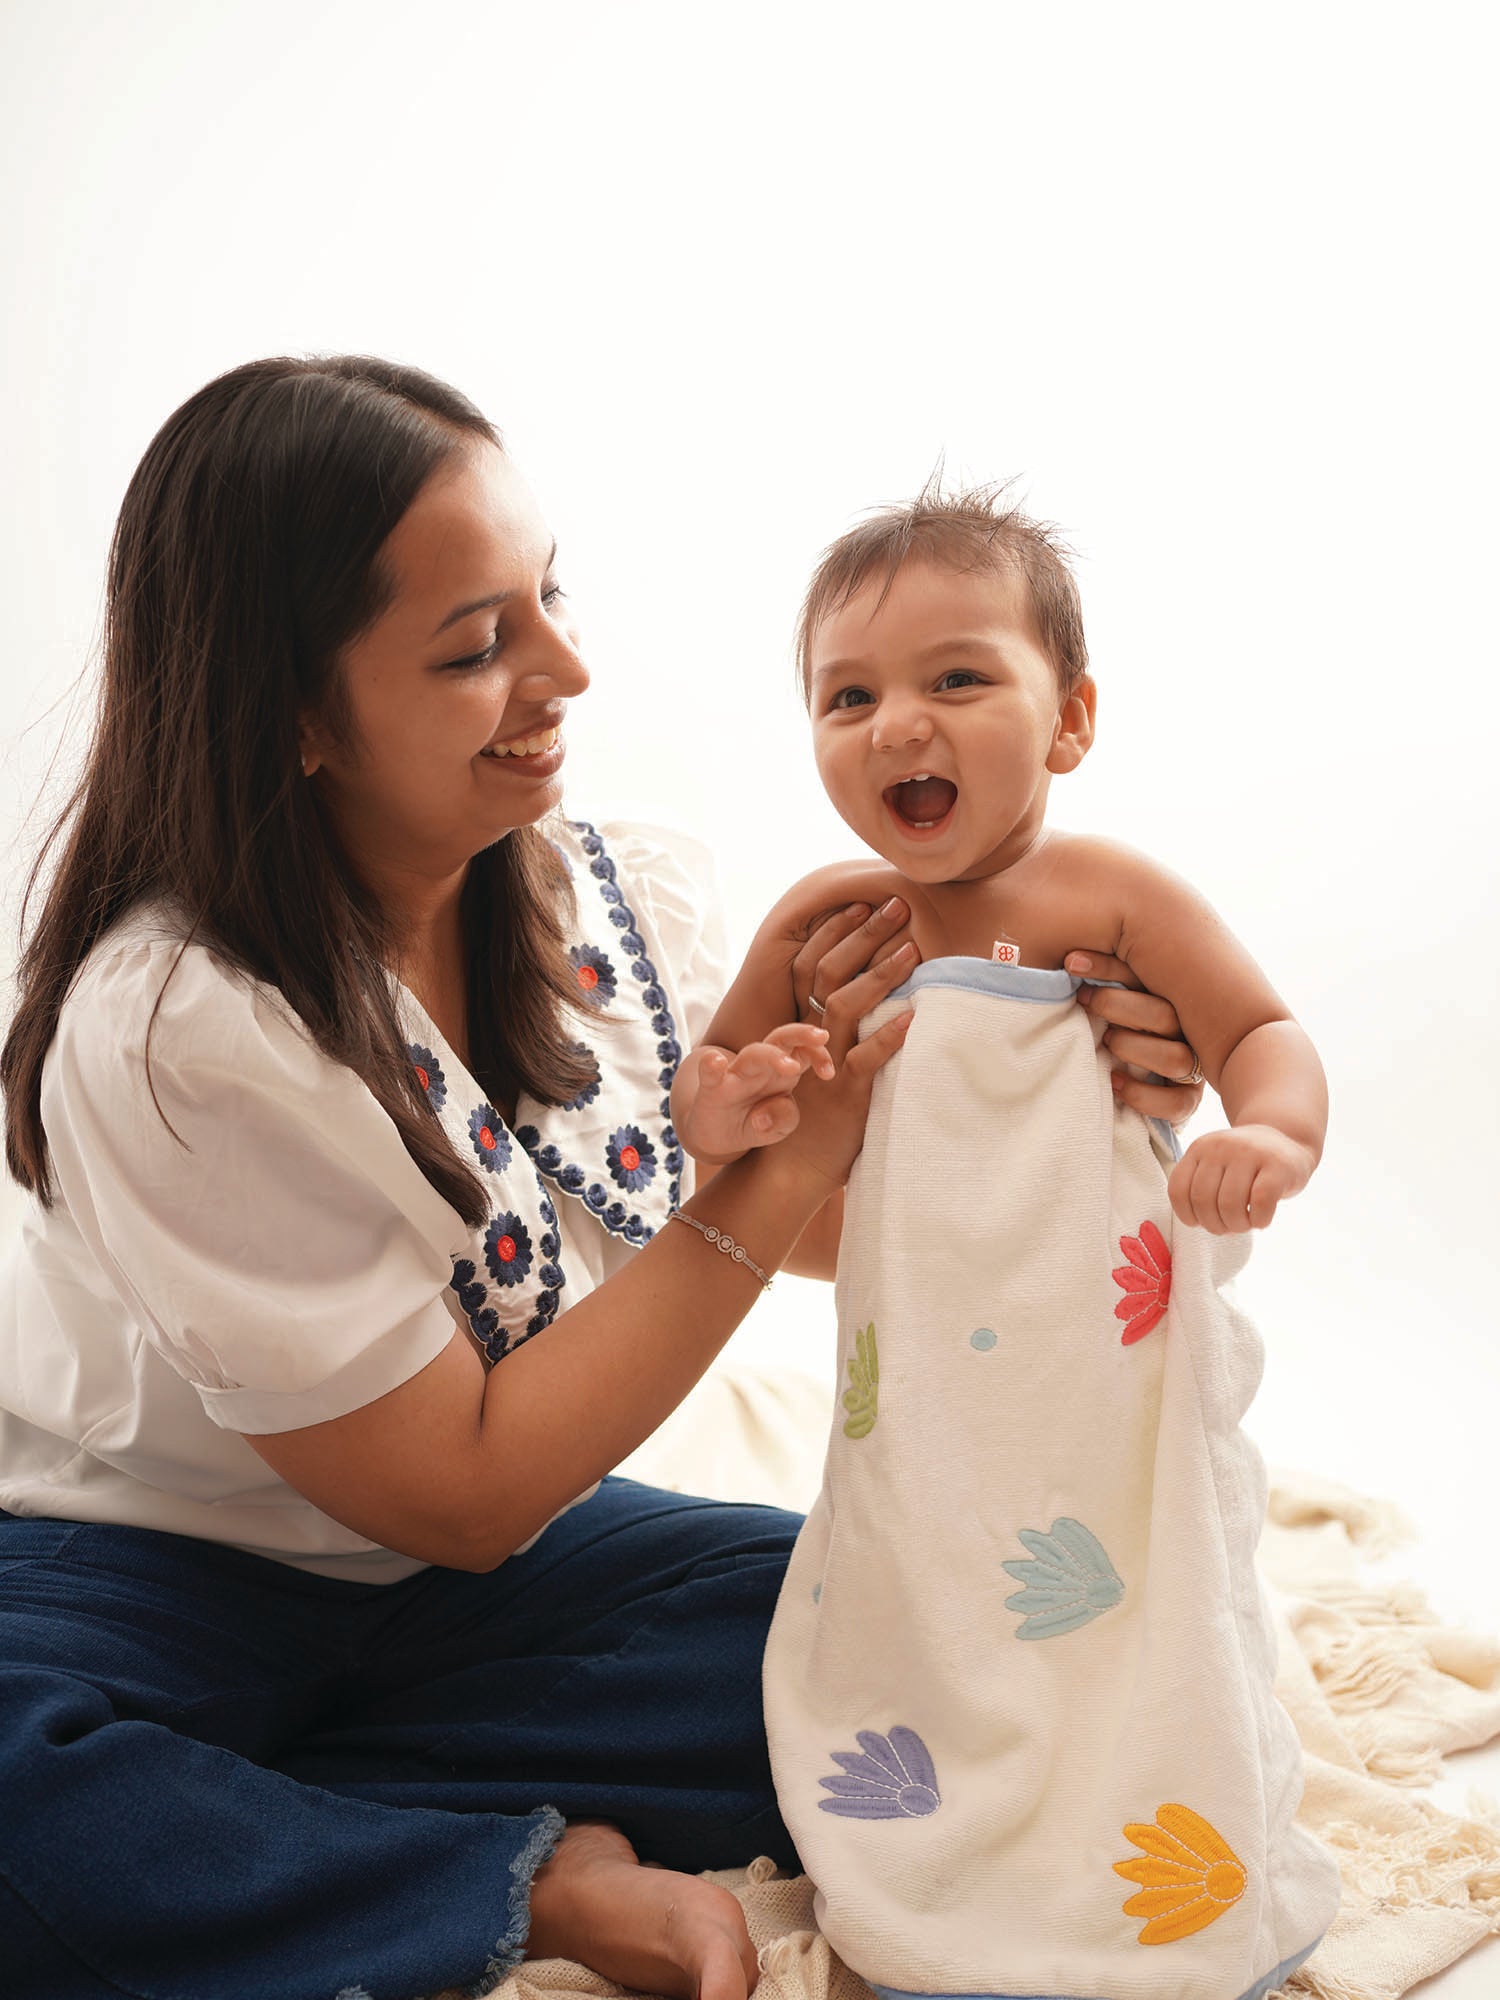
[671,486,1341,2000]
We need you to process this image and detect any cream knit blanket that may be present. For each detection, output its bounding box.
[466,1366,1500,2000]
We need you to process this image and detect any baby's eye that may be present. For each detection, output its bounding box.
[828,686,874,710]
[937,669,982,690]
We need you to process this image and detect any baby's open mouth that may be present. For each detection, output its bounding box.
[885,775,958,831]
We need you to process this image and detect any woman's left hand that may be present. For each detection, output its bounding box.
[1067,950,1205,1127]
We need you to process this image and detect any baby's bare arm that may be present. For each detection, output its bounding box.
[1082,840,1326,1230]
[704,862,915,1051]
[670,1028,835,1169]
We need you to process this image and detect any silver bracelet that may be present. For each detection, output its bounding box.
[668,1209,773,1289]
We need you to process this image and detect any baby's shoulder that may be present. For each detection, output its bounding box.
[769,859,914,936]
[1037,830,1219,954]
[1040,830,1183,902]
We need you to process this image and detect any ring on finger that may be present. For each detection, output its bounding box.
[1177,1052,1205,1087]
[806,993,826,1020]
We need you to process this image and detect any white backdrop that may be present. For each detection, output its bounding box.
[2,3,1497,1626]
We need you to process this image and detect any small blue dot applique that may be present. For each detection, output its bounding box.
[970,1327,998,1352]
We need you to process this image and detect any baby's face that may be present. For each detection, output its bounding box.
[807,558,1073,885]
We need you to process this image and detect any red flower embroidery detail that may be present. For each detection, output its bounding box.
[1113,1220,1172,1345]
[619,1144,640,1171]
[577,964,598,991]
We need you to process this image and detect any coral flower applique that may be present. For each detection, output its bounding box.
[407,1042,448,1112]
[1112,1219,1172,1345]
[1114,1803,1247,1943]
[569,944,618,1009]
[606,1125,657,1193]
[468,1104,513,1173]
[484,1213,534,1288]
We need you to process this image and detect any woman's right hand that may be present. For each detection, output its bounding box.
[774,901,918,1190]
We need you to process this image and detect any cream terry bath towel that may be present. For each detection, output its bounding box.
[450,1402,1500,2000]
[760,960,1338,2000]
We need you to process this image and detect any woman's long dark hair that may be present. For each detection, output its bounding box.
[2,355,594,1227]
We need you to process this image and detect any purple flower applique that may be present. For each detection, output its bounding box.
[818,1727,941,1819]
[605,1125,658,1194]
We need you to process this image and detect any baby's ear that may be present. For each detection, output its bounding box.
[1046,675,1096,775]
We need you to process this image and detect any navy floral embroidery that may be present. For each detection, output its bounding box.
[467,1103,512,1173]
[408,1042,447,1112]
[563,1041,602,1111]
[560,822,687,1206]
[449,1257,507,1363]
[606,1125,657,1193]
[525,1191,565,1339]
[517,1126,656,1247]
[569,943,617,1009]
[448,1179,566,1364]
[485,1213,534,1287]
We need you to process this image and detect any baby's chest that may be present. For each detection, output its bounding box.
[911,887,1115,972]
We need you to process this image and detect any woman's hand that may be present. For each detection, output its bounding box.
[1067,950,1205,1127]
[776,930,917,1192]
[790,893,917,1020]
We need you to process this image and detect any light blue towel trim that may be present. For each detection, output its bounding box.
[887,956,1079,1006]
[866,1929,1325,2000]
[885,958,1184,1162]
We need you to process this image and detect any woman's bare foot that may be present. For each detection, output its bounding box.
[526,1820,759,2000]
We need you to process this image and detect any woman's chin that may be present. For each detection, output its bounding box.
[471,768,567,841]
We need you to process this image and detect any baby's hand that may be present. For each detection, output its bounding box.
[1167,1125,1315,1235]
[678,1026,836,1164]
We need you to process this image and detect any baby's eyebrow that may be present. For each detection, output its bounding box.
[812,635,1004,683]
[914,635,1005,661]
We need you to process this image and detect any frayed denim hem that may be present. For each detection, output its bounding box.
[462,1806,566,1999]
[330,1806,564,2000]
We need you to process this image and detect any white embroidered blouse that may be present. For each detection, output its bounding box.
[0,818,727,1580]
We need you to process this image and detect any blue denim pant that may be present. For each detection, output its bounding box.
[0,1477,802,2000]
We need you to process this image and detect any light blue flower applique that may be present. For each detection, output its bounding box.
[1003,1517,1124,1639]
[818,1727,940,1819]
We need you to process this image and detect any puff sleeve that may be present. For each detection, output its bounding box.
[42,934,465,1436]
[598,821,729,1052]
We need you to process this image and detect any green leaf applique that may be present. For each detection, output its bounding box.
[841,1322,879,1439]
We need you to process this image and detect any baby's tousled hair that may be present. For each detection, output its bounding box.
[795,473,1089,699]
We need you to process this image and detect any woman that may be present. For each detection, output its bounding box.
[0,356,1202,2000]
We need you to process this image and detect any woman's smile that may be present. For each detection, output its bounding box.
[303,441,590,893]
[478,719,566,774]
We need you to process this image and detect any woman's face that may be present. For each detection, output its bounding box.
[302,438,589,894]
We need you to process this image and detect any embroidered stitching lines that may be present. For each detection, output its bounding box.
[1002,1517,1125,1639]
[841,1323,879,1439]
[818,1728,940,1819]
[1114,1803,1248,1943]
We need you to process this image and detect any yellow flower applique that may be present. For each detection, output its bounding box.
[1114,1802,1247,1944]
[841,1322,879,1439]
